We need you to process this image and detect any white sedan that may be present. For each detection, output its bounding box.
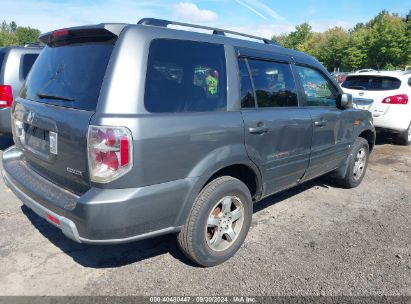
[341,71,411,145]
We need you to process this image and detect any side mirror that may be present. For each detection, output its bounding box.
[339,93,353,109]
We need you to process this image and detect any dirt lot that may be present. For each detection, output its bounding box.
[0,134,410,296]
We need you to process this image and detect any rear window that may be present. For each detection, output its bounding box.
[341,76,401,91]
[145,39,227,113]
[21,54,39,80]
[20,42,114,111]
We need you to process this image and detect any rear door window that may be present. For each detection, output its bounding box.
[341,76,401,91]
[296,66,338,107]
[246,59,298,108]
[21,53,39,80]
[20,42,114,111]
[145,39,227,113]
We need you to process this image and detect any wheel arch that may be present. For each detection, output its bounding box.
[358,128,376,151]
[203,163,262,200]
[174,151,263,228]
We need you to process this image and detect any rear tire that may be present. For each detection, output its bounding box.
[177,176,252,267]
[334,137,369,188]
[395,123,411,146]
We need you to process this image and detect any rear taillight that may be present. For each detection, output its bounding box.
[381,94,408,105]
[87,125,133,183]
[0,85,13,108]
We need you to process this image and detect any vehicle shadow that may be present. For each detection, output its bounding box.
[21,175,338,268]
[0,135,14,151]
[21,205,197,268]
[375,132,397,146]
[254,176,338,213]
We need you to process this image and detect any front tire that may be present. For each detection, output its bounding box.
[396,122,411,146]
[177,176,252,267]
[334,137,370,188]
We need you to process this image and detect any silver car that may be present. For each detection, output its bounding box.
[0,45,42,134]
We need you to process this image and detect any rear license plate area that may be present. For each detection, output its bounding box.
[24,124,50,155]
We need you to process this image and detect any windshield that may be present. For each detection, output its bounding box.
[20,42,114,111]
[341,75,401,91]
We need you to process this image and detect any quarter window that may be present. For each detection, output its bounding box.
[296,66,338,107]
[246,59,298,107]
[21,53,39,80]
[145,39,227,113]
[0,51,5,73]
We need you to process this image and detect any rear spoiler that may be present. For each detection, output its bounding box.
[40,23,127,46]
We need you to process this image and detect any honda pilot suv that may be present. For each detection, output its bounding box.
[2,19,375,266]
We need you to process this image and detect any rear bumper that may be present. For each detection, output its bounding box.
[0,107,12,134]
[2,146,197,244]
[372,106,411,133]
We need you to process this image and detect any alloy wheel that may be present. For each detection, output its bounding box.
[205,196,245,252]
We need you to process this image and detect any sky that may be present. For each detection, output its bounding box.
[1,0,410,38]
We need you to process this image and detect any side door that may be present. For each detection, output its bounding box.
[294,65,351,181]
[239,56,312,197]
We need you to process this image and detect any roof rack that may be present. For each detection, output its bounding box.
[137,18,278,45]
[23,43,43,48]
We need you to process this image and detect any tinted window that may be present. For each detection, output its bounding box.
[247,59,298,107]
[408,78,411,87]
[238,58,255,108]
[20,42,114,111]
[21,54,38,79]
[341,75,401,91]
[145,39,227,113]
[0,51,5,73]
[296,66,338,107]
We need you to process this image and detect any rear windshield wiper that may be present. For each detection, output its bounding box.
[36,92,75,102]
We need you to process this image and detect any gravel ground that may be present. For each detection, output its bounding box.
[0,134,410,296]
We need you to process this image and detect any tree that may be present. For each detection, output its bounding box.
[0,21,18,46]
[366,12,408,69]
[342,27,369,70]
[0,32,19,46]
[10,21,17,33]
[272,10,411,71]
[1,21,10,33]
[273,22,312,51]
[0,21,41,46]
[15,26,40,45]
[314,27,350,71]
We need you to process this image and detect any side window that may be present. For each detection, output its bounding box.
[247,59,298,107]
[296,65,338,107]
[21,54,39,80]
[0,52,5,73]
[145,39,227,113]
[408,77,411,87]
[238,58,255,108]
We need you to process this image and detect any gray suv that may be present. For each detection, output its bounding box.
[0,45,41,134]
[2,19,375,266]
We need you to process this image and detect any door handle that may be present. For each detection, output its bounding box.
[314,120,327,127]
[249,126,269,134]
